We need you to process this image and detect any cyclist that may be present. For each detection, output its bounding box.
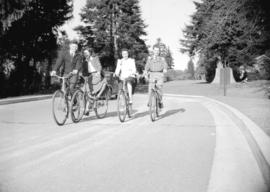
[51,41,83,94]
[144,45,168,108]
[83,48,107,115]
[114,48,137,105]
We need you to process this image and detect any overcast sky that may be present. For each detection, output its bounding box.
[60,0,197,70]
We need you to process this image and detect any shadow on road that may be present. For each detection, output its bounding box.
[80,109,139,123]
[193,82,209,84]
[158,108,186,120]
[129,108,186,122]
[133,110,149,119]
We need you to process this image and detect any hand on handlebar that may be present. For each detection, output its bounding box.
[72,69,78,75]
[50,71,56,76]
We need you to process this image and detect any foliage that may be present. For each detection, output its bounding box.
[77,0,148,72]
[0,0,73,97]
[0,0,33,32]
[153,38,174,69]
[180,0,270,82]
[187,59,195,79]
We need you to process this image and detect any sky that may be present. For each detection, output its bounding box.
[60,0,197,70]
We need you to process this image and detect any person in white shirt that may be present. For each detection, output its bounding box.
[114,48,137,104]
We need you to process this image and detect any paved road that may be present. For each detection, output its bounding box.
[0,94,268,192]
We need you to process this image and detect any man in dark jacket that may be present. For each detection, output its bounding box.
[51,41,83,94]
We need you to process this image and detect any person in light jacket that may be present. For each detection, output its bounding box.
[114,48,137,104]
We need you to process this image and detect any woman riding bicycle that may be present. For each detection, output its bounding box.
[144,46,168,108]
[114,48,137,105]
[83,48,107,115]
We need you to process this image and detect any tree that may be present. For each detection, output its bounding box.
[77,0,148,72]
[153,38,174,69]
[0,0,73,97]
[165,47,174,69]
[0,0,33,33]
[180,0,270,82]
[187,59,195,79]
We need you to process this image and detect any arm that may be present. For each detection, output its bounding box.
[162,57,168,73]
[114,59,121,76]
[95,56,102,72]
[53,50,64,72]
[131,59,137,75]
[144,57,150,72]
[75,53,83,72]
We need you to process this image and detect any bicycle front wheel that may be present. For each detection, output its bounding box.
[52,90,69,126]
[95,89,109,119]
[149,90,158,122]
[70,89,86,123]
[117,89,127,122]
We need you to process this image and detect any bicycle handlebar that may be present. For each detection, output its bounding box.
[51,72,73,80]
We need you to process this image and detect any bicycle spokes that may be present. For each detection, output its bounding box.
[52,90,69,125]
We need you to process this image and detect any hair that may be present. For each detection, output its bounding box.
[153,45,160,50]
[89,47,95,55]
[121,48,129,53]
[83,47,95,56]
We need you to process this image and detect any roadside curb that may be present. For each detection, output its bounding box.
[0,95,52,105]
[165,93,270,191]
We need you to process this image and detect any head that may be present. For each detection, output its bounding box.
[121,48,129,59]
[69,42,78,56]
[83,48,94,59]
[153,46,160,57]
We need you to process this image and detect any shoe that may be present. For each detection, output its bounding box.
[84,110,90,116]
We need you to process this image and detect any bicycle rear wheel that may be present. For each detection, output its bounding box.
[95,89,109,119]
[117,89,127,122]
[52,90,69,126]
[149,90,158,122]
[70,89,86,123]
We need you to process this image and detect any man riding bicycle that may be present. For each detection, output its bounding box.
[144,46,168,108]
[114,48,137,105]
[51,41,83,94]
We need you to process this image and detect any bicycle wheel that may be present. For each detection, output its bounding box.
[95,89,109,119]
[52,90,69,126]
[117,89,127,122]
[70,89,86,123]
[149,90,158,122]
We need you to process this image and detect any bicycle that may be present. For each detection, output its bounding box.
[117,78,132,122]
[149,79,162,122]
[70,73,110,123]
[51,73,73,126]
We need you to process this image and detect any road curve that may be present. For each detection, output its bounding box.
[0,94,268,192]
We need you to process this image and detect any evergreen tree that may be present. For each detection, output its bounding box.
[77,0,148,72]
[0,0,73,97]
[0,0,33,32]
[165,47,174,69]
[153,38,174,69]
[180,0,270,82]
[187,59,195,79]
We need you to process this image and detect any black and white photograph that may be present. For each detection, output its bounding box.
[0,0,270,191]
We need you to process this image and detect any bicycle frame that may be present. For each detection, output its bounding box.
[53,74,73,95]
[118,79,130,100]
[151,79,161,101]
